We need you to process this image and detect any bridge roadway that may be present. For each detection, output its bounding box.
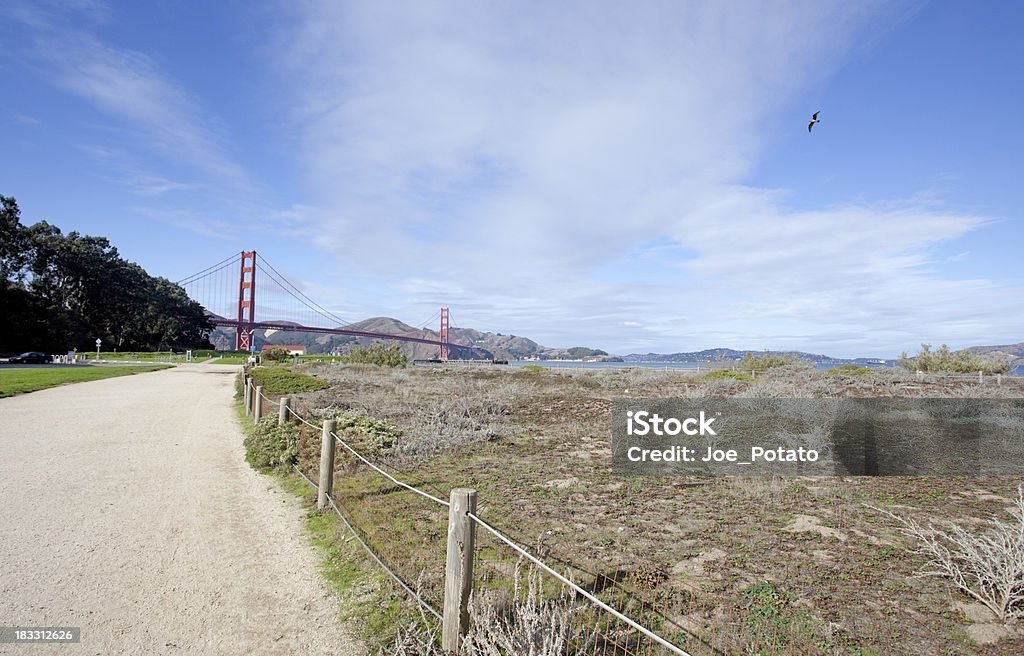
[212,318,488,358]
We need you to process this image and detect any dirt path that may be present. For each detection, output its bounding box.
[0,364,363,655]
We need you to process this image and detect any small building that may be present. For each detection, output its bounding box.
[261,344,306,356]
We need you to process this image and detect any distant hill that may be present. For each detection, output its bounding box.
[209,319,1018,368]
[623,342,1022,368]
[621,349,890,365]
[209,317,615,361]
[961,342,1024,367]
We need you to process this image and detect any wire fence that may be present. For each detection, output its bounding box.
[247,379,703,655]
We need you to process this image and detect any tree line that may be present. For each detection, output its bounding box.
[1,195,212,354]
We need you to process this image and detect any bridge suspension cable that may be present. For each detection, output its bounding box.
[257,256,355,328]
[174,253,239,286]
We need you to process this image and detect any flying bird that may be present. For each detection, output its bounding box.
[808,111,820,133]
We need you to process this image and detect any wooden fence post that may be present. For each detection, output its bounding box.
[978,370,983,384]
[442,488,478,653]
[254,385,264,422]
[244,377,252,416]
[279,397,291,425]
[317,419,337,511]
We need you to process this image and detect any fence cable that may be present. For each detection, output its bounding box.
[330,430,450,507]
[292,465,443,622]
[253,377,693,652]
[249,376,449,507]
[466,511,693,656]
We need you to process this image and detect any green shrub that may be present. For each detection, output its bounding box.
[326,409,404,455]
[248,366,330,394]
[244,416,299,471]
[343,344,408,368]
[519,364,545,373]
[899,344,1011,374]
[261,348,289,362]
[739,351,795,372]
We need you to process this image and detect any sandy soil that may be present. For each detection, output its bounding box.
[0,364,363,655]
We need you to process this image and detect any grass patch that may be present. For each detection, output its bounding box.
[248,365,330,394]
[0,364,171,397]
[79,349,248,363]
[298,493,411,649]
[741,582,819,653]
[213,354,250,365]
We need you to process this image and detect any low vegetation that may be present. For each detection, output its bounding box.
[739,351,796,372]
[699,369,753,383]
[900,343,1012,374]
[243,416,299,472]
[343,343,408,368]
[0,364,171,397]
[872,486,1024,621]
[260,348,290,363]
[234,393,410,649]
[824,364,873,376]
[249,363,1024,654]
[390,562,598,656]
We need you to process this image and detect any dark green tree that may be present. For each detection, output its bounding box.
[0,195,213,353]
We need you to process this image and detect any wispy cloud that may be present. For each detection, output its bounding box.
[13,0,248,189]
[120,174,195,197]
[10,113,41,126]
[131,207,233,240]
[261,1,1024,356]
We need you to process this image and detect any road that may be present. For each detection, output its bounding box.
[0,364,363,655]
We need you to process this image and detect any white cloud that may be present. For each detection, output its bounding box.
[261,1,1024,357]
[55,40,247,185]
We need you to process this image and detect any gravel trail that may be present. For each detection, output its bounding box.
[0,364,363,655]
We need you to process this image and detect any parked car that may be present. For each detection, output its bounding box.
[8,351,51,364]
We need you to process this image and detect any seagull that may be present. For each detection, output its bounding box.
[808,111,820,133]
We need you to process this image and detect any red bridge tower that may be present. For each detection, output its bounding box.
[439,307,450,362]
[235,251,256,351]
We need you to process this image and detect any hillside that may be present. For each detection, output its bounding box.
[210,318,1019,367]
[622,348,889,365]
[962,341,1024,367]
[209,317,613,361]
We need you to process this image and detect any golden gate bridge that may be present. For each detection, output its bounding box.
[176,251,480,360]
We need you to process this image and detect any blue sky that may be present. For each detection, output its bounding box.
[2,0,1021,358]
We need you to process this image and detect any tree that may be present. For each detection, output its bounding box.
[0,195,28,282]
[0,194,213,353]
[899,344,1011,375]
